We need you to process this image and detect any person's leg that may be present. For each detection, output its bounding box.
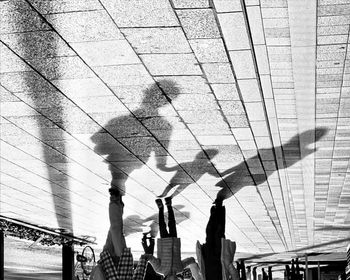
[165,197,177,237]
[205,205,218,244]
[156,199,169,238]
[103,230,114,254]
[110,170,127,196]
[216,204,226,239]
[204,205,223,280]
[108,189,126,257]
[212,204,225,257]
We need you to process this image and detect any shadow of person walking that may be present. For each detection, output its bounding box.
[215,127,328,203]
[90,79,180,195]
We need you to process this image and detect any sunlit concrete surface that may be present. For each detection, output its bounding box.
[5,238,61,279]
[1,0,350,276]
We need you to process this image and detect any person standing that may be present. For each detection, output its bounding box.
[142,232,163,280]
[148,197,196,279]
[196,201,239,280]
[90,189,149,280]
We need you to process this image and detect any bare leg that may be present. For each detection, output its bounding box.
[103,193,126,257]
[156,199,169,238]
[110,171,127,196]
[103,230,114,255]
[165,198,177,237]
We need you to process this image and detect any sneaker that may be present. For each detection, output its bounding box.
[143,231,152,239]
[155,198,163,208]
[165,197,172,206]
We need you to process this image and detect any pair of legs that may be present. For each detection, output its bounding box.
[156,198,177,238]
[202,202,226,280]
[103,189,126,263]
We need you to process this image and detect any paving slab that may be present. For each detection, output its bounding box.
[173,0,210,8]
[46,11,123,42]
[218,12,250,50]
[140,53,202,76]
[213,0,242,12]
[101,0,179,27]
[177,9,221,39]
[72,40,140,66]
[123,27,191,54]
[211,84,240,100]
[229,50,256,79]
[202,63,235,83]
[29,0,103,14]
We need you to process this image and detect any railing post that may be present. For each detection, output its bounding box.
[62,243,74,280]
[0,230,4,280]
[305,254,308,280]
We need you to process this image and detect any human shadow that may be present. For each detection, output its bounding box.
[215,128,328,202]
[158,149,220,198]
[5,0,74,234]
[90,80,180,194]
[123,205,190,237]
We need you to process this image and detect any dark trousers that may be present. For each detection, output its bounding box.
[159,204,177,238]
[202,205,226,280]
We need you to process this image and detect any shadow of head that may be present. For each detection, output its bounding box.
[287,127,328,143]
[303,127,328,142]
[142,79,180,107]
[286,127,328,152]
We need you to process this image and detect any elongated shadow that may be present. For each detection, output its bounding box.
[12,1,73,233]
[215,128,328,202]
[123,205,189,237]
[90,80,180,195]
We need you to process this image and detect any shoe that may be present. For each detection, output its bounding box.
[155,198,163,208]
[165,197,172,206]
[143,231,152,239]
